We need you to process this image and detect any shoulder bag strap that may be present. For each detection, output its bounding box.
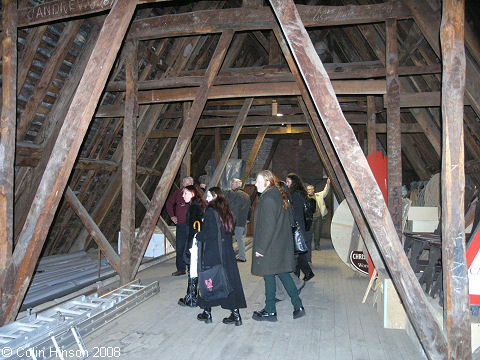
[212,211,225,267]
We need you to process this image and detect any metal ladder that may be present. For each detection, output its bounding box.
[0,279,159,360]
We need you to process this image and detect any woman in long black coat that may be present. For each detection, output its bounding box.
[196,187,247,326]
[286,173,314,281]
[178,185,206,307]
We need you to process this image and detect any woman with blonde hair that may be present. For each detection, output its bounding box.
[251,170,305,321]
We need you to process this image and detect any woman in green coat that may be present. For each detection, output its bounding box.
[251,170,305,321]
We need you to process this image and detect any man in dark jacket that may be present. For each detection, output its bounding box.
[166,176,193,276]
[225,178,251,262]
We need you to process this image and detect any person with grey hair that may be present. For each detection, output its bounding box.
[225,178,251,262]
[166,176,194,276]
[198,174,210,195]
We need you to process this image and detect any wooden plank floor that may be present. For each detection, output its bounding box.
[84,237,424,359]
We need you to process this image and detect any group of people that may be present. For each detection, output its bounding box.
[166,171,330,325]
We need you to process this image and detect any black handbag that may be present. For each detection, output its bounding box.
[292,221,308,254]
[287,197,308,254]
[198,212,233,301]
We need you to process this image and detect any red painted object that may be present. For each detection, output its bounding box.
[366,151,388,279]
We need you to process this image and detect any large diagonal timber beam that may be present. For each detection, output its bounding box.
[273,26,387,275]
[64,187,120,274]
[440,0,471,358]
[405,0,480,117]
[268,1,447,359]
[0,0,16,269]
[0,0,138,325]
[129,31,234,280]
[208,98,253,189]
[128,2,411,40]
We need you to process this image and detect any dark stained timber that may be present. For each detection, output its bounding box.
[0,0,138,325]
[268,1,447,359]
[440,0,471,358]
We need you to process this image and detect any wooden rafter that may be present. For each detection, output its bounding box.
[128,2,411,40]
[64,187,120,274]
[208,98,253,188]
[386,18,402,234]
[0,0,16,269]
[241,125,268,185]
[0,0,138,325]
[405,0,480,118]
[440,0,471,358]
[120,39,138,285]
[268,1,447,359]
[129,30,235,280]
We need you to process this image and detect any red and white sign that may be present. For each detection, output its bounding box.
[467,222,480,305]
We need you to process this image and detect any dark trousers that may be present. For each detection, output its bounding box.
[264,273,302,313]
[312,216,323,250]
[305,229,313,262]
[175,224,188,272]
[295,252,313,278]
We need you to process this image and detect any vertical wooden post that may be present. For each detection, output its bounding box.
[120,39,138,285]
[440,0,471,358]
[129,31,234,280]
[208,98,253,188]
[181,102,191,180]
[367,96,377,156]
[0,0,16,269]
[214,127,221,169]
[268,1,447,358]
[0,0,138,325]
[386,18,402,235]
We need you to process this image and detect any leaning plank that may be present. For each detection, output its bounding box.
[129,31,235,280]
[129,2,411,39]
[135,183,176,249]
[64,188,120,274]
[241,125,268,185]
[208,97,253,188]
[440,0,471,358]
[0,0,138,325]
[268,1,447,359]
[120,39,138,285]
[0,0,16,269]
[386,18,402,234]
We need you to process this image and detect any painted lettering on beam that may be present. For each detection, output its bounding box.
[22,0,114,24]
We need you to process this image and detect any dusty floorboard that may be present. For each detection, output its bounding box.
[83,238,424,360]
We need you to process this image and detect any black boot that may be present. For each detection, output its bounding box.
[197,307,212,324]
[188,277,198,307]
[178,277,193,307]
[223,309,242,326]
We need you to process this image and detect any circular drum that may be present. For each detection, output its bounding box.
[330,199,369,276]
